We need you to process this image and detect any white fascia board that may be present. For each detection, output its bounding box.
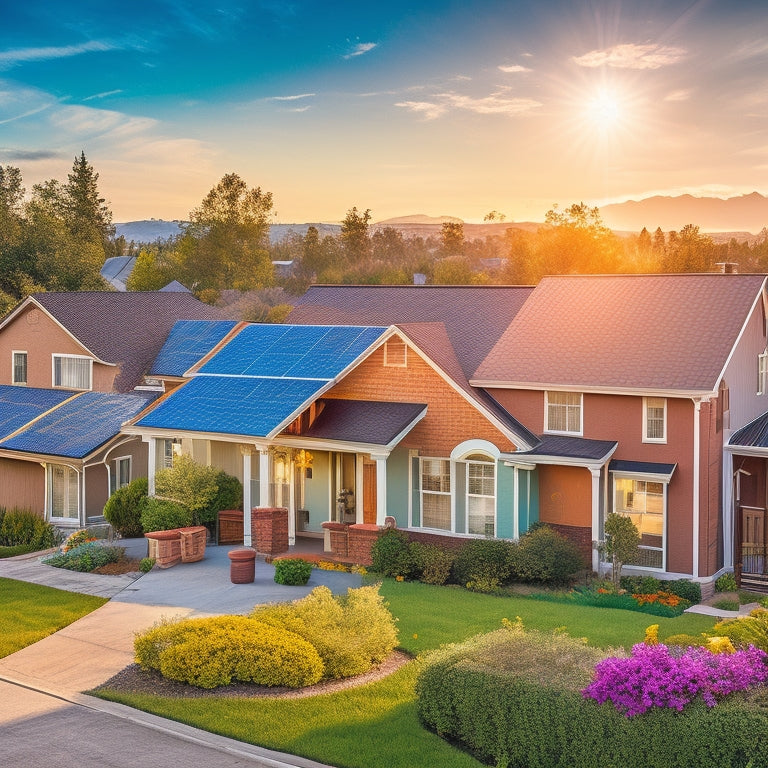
[471,380,717,400]
[120,424,271,447]
[499,442,618,470]
[724,444,768,458]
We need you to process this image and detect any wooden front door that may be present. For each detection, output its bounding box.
[363,459,377,525]
[741,506,766,575]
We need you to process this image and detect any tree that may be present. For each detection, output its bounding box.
[483,210,506,222]
[440,221,465,256]
[599,513,641,590]
[0,166,26,296]
[178,173,274,292]
[340,206,372,263]
[65,151,115,248]
[662,223,715,273]
[126,248,170,291]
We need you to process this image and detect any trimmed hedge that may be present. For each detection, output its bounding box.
[417,627,768,768]
[135,615,323,689]
[274,557,312,585]
[103,477,147,538]
[512,525,584,585]
[452,539,516,591]
[140,497,192,533]
[370,528,416,578]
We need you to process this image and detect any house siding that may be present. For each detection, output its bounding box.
[0,457,45,513]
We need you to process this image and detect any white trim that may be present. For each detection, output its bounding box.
[642,397,667,444]
[544,391,583,436]
[11,350,27,385]
[590,467,601,572]
[692,398,701,578]
[52,353,93,391]
[383,338,408,368]
[450,439,501,461]
[113,455,132,491]
[759,348,768,395]
[470,379,718,400]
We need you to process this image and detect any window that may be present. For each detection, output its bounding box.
[48,464,79,520]
[466,455,496,536]
[760,350,768,395]
[384,338,407,367]
[53,354,92,390]
[156,438,178,471]
[643,397,666,443]
[110,457,131,494]
[613,477,666,569]
[545,391,582,434]
[12,351,27,385]
[421,458,451,530]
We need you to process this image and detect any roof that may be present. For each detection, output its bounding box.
[9,292,225,392]
[159,281,192,292]
[302,399,427,447]
[134,324,389,438]
[730,412,768,449]
[608,459,677,481]
[0,391,155,459]
[288,285,534,378]
[473,274,767,393]
[514,435,618,464]
[149,320,240,377]
[0,386,74,439]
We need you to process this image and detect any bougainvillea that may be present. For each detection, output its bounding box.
[582,642,768,716]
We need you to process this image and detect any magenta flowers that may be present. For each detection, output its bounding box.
[582,642,768,716]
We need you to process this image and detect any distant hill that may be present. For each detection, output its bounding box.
[601,192,768,234]
[374,214,463,226]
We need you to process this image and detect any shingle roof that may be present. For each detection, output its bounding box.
[288,285,534,378]
[0,386,74,439]
[149,320,240,377]
[26,292,224,392]
[730,412,768,448]
[302,399,427,446]
[0,391,155,459]
[515,435,617,462]
[608,459,677,480]
[473,274,767,392]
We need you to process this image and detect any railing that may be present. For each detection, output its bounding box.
[741,545,767,576]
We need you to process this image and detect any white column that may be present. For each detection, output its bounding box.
[145,437,156,496]
[513,467,520,540]
[692,399,702,579]
[590,467,602,572]
[240,445,253,547]
[723,449,734,570]
[259,450,270,507]
[355,454,364,524]
[374,454,387,525]
[288,453,296,546]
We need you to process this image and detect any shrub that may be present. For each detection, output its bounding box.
[370,528,416,578]
[512,525,584,585]
[139,557,155,573]
[274,558,312,585]
[199,471,243,525]
[664,633,710,648]
[154,455,219,525]
[134,615,323,689]
[44,542,124,572]
[452,538,515,589]
[410,541,454,585]
[252,584,398,679]
[663,578,702,604]
[103,477,148,538]
[140,497,192,533]
[599,513,641,590]
[62,528,97,552]
[620,576,702,604]
[0,508,58,549]
[621,575,662,594]
[714,608,768,652]
[715,572,739,593]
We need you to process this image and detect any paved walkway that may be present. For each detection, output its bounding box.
[0,539,362,768]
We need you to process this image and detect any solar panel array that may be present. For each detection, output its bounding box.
[0,386,73,439]
[149,319,239,377]
[0,392,154,458]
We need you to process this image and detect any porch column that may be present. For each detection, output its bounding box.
[145,436,156,496]
[288,453,296,546]
[259,449,270,507]
[692,398,702,579]
[355,454,364,524]
[373,454,387,526]
[590,467,601,572]
[240,445,254,547]
[723,450,734,570]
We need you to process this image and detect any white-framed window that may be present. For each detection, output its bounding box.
[613,477,667,570]
[12,351,27,385]
[465,454,496,536]
[643,397,667,443]
[110,456,132,494]
[383,338,407,368]
[420,458,451,530]
[48,464,79,521]
[52,354,92,390]
[156,438,179,471]
[759,349,768,395]
[545,391,582,435]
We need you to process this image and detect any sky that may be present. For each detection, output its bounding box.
[1,0,767,224]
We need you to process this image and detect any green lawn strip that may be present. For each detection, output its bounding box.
[0,544,43,559]
[0,577,107,658]
[96,663,483,768]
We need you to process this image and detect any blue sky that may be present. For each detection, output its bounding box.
[1,0,767,223]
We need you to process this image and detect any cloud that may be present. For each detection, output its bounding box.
[395,100,447,119]
[267,93,315,101]
[82,90,124,101]
[0,148,64,161]
[288,106,311,113]
[498,64,532,73]
[573,43,686,69]
[0,41,116,70]
[664,89,691,102]
[344,42,377,59]
[396,89,541,119]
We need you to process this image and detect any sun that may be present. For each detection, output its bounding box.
[585,89,623,130]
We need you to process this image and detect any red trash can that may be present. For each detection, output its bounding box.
[228,548,256,583]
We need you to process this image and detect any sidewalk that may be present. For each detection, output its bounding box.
[0,540,361,767]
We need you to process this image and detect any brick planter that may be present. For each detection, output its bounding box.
[144,526,208,568]
[348,524,381,566]
[322,521,349,558]
[218,509,244,544]
[228,548,257,583]
[252,507,289,556]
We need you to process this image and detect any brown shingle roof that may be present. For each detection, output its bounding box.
[30,292,223,392]
[472,274,767,393]
[288,285,534,378]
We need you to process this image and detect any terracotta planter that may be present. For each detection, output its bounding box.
[144,526,208,568]
[228,548,257,583]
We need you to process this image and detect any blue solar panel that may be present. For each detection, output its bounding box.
[0,392,154,458]
[150,320,239,377]
[135,375,326,437]
[0,386,74,439]
[198,324,387,379]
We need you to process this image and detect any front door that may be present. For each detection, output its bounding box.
[363,459,377,525]
[741,506,766,575]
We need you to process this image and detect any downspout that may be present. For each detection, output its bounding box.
[692,398,702,579]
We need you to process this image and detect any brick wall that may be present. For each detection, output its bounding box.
[546,522,593,568]
[252,507,289,555]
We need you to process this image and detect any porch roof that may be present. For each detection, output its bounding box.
[729,411,768,449]
[0,391,155,459]
[149,319,239,377]
[608,459,677,482]
[513,434,618,464]
[301,399,427,447]
[0,386,73,439]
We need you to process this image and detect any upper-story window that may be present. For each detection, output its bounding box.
[53,354,92,390]
[545,391,582,435]
[643,397,667,443]
[12,351,27,385]
[759,349,768,395]
[383,338,407,368]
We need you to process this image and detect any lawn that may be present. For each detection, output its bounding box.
[0,577,107,658]
[93,578,719,768]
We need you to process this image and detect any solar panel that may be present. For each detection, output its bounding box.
[149,320,239,376]
[0,386,74,439]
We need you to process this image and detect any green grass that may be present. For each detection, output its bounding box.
[0,544,45,559]
[0,577,107,658]
[92,579,719,768]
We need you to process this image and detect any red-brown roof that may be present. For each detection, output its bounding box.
[472,274,767,393]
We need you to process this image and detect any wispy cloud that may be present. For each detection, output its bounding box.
[344,42,377,59]
[0,148,63,161]
[83,89,124,101]
[498,64,532,73]
[573,43,686,69]
[396,88,541,120]
[50,105,157,140]
[664,89,691,102]
[0,41,116,70]
[288,105,311,113]
[266,93,315,101]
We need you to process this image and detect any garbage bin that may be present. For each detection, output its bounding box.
[228,548,256,583]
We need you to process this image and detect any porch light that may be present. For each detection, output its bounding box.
[295,449,314,469]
